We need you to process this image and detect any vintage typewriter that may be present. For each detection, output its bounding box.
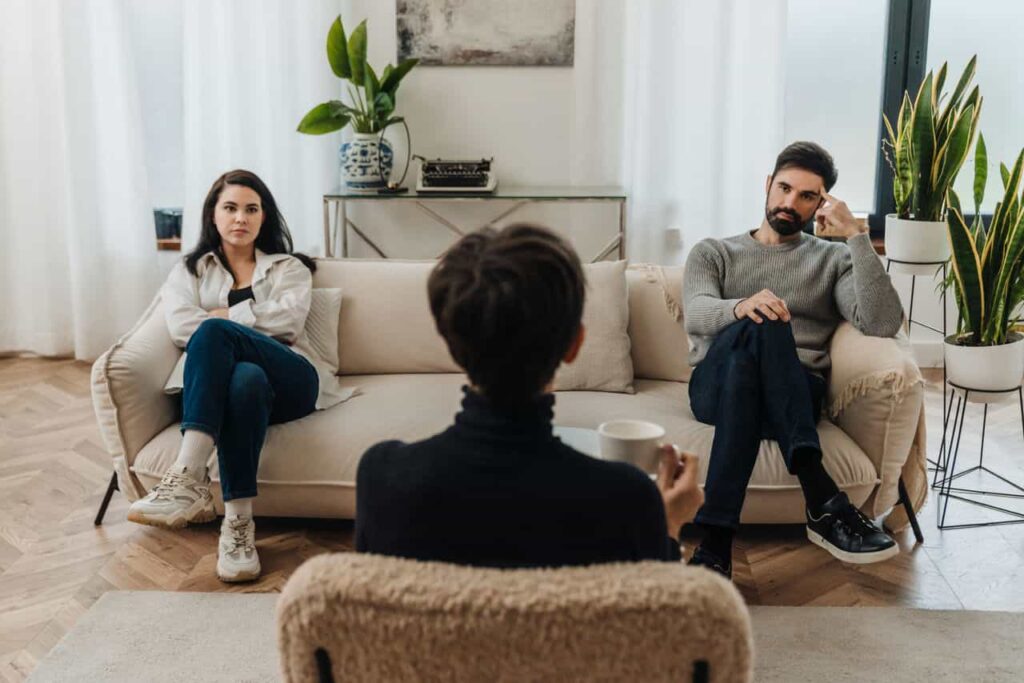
[415,157,497,193]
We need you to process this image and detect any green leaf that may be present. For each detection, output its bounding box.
[934,62,948,105]
[364,63,379,105]
[947,194,985,334]
[911,73,936,217]
[379,58,418,94]
[296,101,350,135]
[347,20,367,87]
[974,132,988,213]
[948,56,978,114]
[374,92,394,115]
[327,16,350,79]
[932,103,976,211]
[1001,162,1011,189]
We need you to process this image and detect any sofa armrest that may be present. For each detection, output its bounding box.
[91,295,180,500]
[828,322,928,524]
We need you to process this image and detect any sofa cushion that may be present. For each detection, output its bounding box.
[626,264,691,383]
[131,375,876,522]
[300,287,343,371]
[553,260,635,393]
[313,259,461,375]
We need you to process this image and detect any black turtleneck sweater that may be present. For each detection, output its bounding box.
[354,387,681,568]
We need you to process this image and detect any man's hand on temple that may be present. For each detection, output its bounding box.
[657,446,703,534]
[815,191,867,238]
[734,289,791,324]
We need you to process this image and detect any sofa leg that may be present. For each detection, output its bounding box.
[898,477,924,544]
[94,472,119,526]
[693,660,709,683]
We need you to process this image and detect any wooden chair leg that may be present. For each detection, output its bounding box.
[94,472,119,526]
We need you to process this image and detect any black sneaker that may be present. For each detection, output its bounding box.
[806,492,899,564]
[687,546,733,579]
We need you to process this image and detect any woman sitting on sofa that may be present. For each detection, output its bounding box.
[127,169,335,583]
[355,224,705,567]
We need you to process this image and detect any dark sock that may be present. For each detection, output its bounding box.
[698,524,734,565]
[795,450,840,514]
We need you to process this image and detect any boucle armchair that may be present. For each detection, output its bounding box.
[276,553,753,683]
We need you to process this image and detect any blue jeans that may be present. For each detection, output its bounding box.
[689,319,826,529]
[181,319,318,501]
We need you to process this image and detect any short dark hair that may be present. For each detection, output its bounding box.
[772,141,838,191]
[185,169,315,277]
[428,224,585,408]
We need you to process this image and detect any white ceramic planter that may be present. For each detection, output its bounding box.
[884,214,950,265]
[944,333,1024,403]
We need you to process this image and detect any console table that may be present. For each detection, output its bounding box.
[322,186,627,262]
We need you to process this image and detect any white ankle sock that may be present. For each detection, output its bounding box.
[224,498,253,519]
[172,430,214,479]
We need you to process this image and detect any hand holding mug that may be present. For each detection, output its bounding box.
[657,446,703,534]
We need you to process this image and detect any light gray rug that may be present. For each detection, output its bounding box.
[27,592,1024,682]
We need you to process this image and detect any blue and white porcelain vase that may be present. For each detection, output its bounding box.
[340,132,393,191]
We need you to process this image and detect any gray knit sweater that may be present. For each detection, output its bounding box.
[683,231,904,372]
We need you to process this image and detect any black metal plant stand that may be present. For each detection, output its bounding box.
[935,382,1024,529]
[885,257,949,479]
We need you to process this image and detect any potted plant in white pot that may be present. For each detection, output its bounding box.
[883,56,982,264]
[297,17,417,190]
[944,141,1024,400]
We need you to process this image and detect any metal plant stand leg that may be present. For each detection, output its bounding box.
[937,385,1024,530]
[94,472,119,526]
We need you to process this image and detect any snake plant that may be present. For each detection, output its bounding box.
[884,56,982,222]
[297,16,418,135]
[946,140,1024,346]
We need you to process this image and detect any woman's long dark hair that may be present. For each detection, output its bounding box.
[184,169,316,276]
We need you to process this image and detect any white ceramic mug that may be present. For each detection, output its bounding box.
[597,419,666,473]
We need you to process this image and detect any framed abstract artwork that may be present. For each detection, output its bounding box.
[396,0,575,66]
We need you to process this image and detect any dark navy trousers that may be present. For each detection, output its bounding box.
[689,319,826,529]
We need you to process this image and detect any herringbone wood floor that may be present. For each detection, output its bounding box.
[2,357,1024,681]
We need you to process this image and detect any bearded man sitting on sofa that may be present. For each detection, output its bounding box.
[355,224,705,567]
[684,141,905,579]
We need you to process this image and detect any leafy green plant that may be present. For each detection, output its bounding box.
[883,56,982,221]
[297,17,418,135]
[945,139,1024,346]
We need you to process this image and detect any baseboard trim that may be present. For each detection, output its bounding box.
[910,339,943,368]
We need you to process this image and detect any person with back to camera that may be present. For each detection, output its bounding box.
[128,169,348,582]
[355,223,705,567]
[683,142,905,578]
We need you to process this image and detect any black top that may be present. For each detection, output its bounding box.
[355,387,681,568]
[227,286,254,307]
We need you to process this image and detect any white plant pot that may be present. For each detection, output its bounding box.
[944,333,1024,403]
[884,214,950,265]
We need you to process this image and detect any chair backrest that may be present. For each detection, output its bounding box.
[277,553,753,683]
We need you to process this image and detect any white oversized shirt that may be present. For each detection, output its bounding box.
[161,250,353,410]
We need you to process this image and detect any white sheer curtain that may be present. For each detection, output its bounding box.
[0,0,159,360]
[574,0,788,264]
[181,0,342,256]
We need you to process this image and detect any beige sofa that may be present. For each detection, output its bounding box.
[277,553,753,682]
[91,259,928,530]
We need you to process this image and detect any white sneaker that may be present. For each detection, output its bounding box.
[217,515,260,583]
[127,466,216,529]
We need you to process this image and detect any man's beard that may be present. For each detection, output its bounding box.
[765,204,809,236]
